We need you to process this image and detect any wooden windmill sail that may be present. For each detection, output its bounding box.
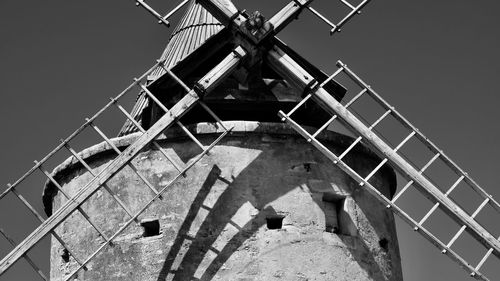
[0,0,499,280]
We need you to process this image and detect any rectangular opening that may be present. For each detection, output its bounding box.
[61,248,70,263]
[322,193,341,234]
[322,193,357,236]
[266,216,284,230]
[141,219,160,237]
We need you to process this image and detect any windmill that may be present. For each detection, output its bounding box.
[0,0,500,278]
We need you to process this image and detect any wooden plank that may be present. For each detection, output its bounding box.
[268,0,314,34]
[272,38,347,101]
[267,45,500,259]
[0,46,247,275]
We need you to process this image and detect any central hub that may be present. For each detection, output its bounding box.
[244,11,266,34]
[240,10,274,44]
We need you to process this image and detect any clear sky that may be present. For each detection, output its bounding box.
[0,0,499,280]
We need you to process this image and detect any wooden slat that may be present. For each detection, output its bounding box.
[308,7,337,30]
[340,0,356,10]
[338,136,362,160]
[320,65,344,88]
[161,0,190,23]
[309,114,338,141]
[139,86,205,150]
[331,0,373,34]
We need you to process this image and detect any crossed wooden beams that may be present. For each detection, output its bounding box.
[190,0,338,98]
[0,1,330,277]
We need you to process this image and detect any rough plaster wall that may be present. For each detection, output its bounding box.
[48,128,402,281]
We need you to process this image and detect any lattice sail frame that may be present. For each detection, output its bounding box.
[274,57,500,281]
[1,0,498,280]
[0,41,247,279]
[136,0,500,279]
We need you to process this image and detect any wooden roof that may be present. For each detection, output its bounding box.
[119,0,233,136]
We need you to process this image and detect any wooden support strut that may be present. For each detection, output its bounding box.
[0,46,247,276]
[266,45,500,260]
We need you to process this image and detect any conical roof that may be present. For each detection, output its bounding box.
[119,0,235,136]
[150,0,235,79]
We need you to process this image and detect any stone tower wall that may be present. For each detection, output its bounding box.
[45,122,403,281]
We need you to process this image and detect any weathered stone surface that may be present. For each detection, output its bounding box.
[46,121,402,281]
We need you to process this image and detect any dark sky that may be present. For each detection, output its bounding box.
[0,0,499,280]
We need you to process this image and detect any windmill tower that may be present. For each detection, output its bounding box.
[0,1,499,281]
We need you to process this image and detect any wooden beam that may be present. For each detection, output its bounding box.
[270,38,346,100]
[0,46,247,275]
[196,0,244,28]
[266,45,500,260]
[268,0,314,34]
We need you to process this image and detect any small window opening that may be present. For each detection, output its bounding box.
[266,216,284,230]
[61,248,70,263]
[303,163,312,172]
[322,193,342,234]
[141,219,160,237]
[379,238,389,251]
[322,193,358,236]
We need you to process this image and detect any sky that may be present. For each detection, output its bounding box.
[0,0,499,280]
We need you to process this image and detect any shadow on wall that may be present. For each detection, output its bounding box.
[154,136,399,281]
